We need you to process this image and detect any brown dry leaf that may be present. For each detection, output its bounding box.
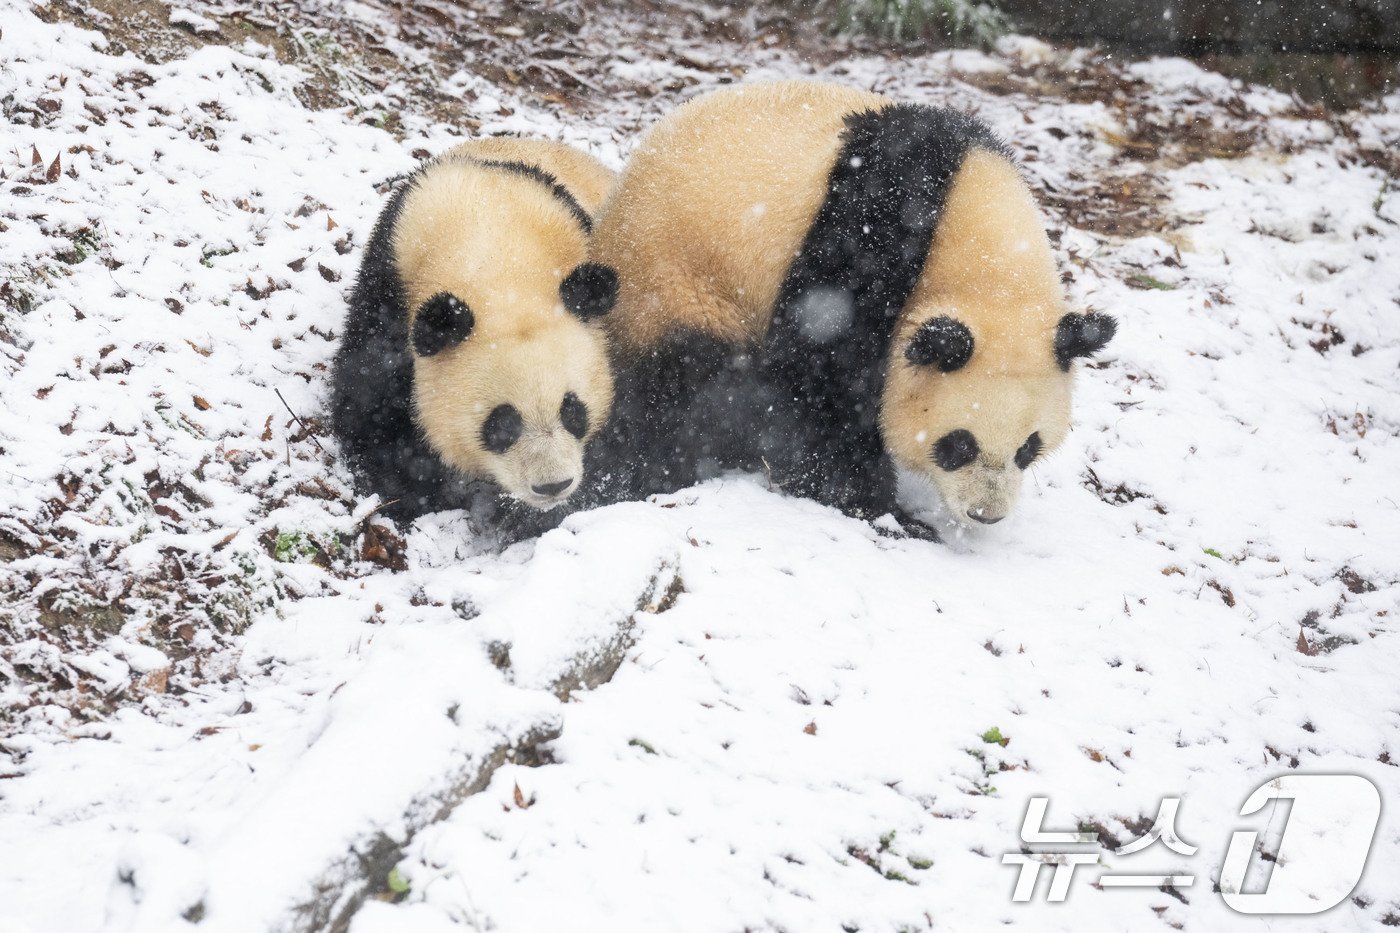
[1084,747,1105,763]
[213,530,238,550]
[1207,579,1236,608]
[31,145,41,166]
[46,154,60,183]
[260,414,273,442]
[184,339,212,357]
[1296,628,1318,657]
[193,395,211,411]
[513,782,530,809]
[295,480,338,500]
[360,521,407,571]
[140,669,169,693]
[326,214,337,231]
[803,721,817,735]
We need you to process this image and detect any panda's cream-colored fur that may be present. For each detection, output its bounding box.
[597,82,885,357]
[394,141,615,509]
[592,81,1071,524]
[445,137,615,215]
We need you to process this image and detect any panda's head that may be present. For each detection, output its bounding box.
[409,262,618,510]
[882,310,1116,526]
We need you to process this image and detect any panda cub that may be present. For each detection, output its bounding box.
[331,138,619,520]
[588,81,1115,533]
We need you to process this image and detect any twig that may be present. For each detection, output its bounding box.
[275,387,333,460]
[760,457,783,491]
[358,498,400,528]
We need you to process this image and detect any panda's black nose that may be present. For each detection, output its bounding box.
[967,509,1003,525]
[532,478,574,497]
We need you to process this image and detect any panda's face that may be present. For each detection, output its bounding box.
[881,308,1113,526]
[885,371,1072,526]
[409,282,614,510]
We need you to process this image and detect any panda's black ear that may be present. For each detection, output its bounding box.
[906,316,974,372]
[413,292,474,356]
[1054,311,1117,371]
[560,262,618,320]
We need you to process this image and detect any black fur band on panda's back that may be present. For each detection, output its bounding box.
[472,159,594,234]
[757,104,1013,514]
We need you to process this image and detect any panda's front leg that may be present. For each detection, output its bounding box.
[774,416,940,542]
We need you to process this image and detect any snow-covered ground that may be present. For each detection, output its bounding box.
[2,2,1398,930]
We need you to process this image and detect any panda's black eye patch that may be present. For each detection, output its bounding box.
[481,404,523,454]
[413,292,474,356]
[933,429,979,471]
[1014,432,1042,470]
[560,392,588,439]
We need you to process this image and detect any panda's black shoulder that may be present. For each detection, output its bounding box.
[330,170,434,508]
[838,103,1013,178]
[771,102,1013,364]
[470,158,594,233]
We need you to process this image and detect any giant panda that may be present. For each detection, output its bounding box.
[586,81,1116,534]
[331,138,620,521]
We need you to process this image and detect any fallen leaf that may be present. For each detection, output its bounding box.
[360,521,407,571]
[1296,628,1318,657]
[46,154,60,183]
[803,721,817,735]
[193,395,211,411]
[513,782,531,809]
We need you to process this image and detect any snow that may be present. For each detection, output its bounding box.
[2,3,1399,932]
[169,8,220,35]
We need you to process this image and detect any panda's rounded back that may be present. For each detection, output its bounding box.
[592,80,891,359]
[444,137,616,216]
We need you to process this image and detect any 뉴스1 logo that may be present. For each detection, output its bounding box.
[1003,774,1381,913]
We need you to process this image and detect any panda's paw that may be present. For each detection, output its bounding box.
[490,501,565,547]
[873,511,942,543]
